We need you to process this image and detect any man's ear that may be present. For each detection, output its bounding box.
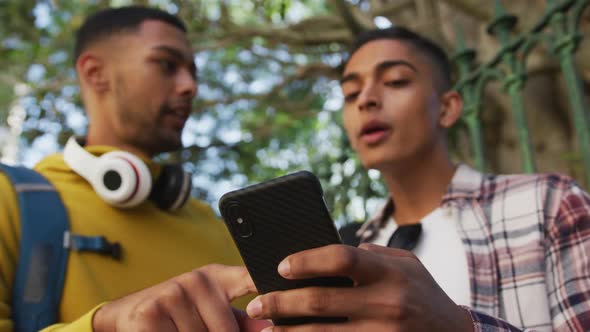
[438,90,463,129]
[76,53,109,94]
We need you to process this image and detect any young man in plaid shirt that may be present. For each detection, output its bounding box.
[244,27,590,332]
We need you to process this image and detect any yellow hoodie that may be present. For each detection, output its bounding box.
[0,147,246,331]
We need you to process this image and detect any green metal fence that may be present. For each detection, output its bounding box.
[452,0,590,186]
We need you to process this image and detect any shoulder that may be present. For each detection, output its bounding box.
[477,172,588,230]
[182,197,227,230]
[477,171,577,202]
[484,172,574,188]
[184,198,218,218]
[453,166,585,220]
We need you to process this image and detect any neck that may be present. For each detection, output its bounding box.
[380,145,456,226]
[85,122,152,160]
[86,132,151,159]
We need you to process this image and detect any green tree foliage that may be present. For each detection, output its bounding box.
[1,0,588,223]
[0,0,391,223]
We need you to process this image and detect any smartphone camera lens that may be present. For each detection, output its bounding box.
[236,216,254,238]
[226,203,254,238]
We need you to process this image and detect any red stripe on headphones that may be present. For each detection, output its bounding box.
[117,156,140,204]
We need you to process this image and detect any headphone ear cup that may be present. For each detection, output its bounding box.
[91,151,153,207]
[150,164,192,211]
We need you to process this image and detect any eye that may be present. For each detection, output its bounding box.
[344,91,359,103]
[158,59,178,75]
[385,79,409,87]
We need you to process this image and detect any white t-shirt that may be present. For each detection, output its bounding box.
[369,207,471,306]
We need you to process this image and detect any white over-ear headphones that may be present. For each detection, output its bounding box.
[63,136,153,208]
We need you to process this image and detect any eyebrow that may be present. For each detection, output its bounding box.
[152,45,197,79]
[340,60,418,85]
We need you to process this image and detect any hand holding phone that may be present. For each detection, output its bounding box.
[219,171,353,326]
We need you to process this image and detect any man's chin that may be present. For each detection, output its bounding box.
[148,134,183,155]
[159,140,183,154]
[360,153,404,172]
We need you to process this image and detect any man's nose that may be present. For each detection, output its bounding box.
[357,82,381,111]
[176,69,197,98]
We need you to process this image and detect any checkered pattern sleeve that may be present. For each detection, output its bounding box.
[462,306,523,331]
[545,179,590,331]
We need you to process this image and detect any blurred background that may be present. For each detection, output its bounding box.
[0,0,589,225]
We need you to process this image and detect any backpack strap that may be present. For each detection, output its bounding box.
[0,164,69,332]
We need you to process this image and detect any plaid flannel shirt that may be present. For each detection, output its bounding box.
[356,164,590,331]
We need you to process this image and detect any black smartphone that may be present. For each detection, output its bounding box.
[219,171,353,326]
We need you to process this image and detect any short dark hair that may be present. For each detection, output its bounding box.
[74,6,187,62]
[346,27,452,92]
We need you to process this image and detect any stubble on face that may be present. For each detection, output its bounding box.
[105,21,195,156]
[113,73,184,155]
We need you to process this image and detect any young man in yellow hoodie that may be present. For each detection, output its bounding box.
[0,6,269,332]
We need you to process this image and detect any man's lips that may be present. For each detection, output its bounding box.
[359,121,392,145]
[169,104,192,117]
[163,106,191,128]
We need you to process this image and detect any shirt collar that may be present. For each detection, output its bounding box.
[356,163,484,240]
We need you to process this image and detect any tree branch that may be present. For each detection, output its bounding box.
[211,2,379,48]
[440,0,493,22]
[329,0,371,35]
[288,15,344,33]
[372,0,415,17]
[295,62,341,80]
[228,24,352,46]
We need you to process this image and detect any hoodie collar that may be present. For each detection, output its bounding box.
[34,145,162,178]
